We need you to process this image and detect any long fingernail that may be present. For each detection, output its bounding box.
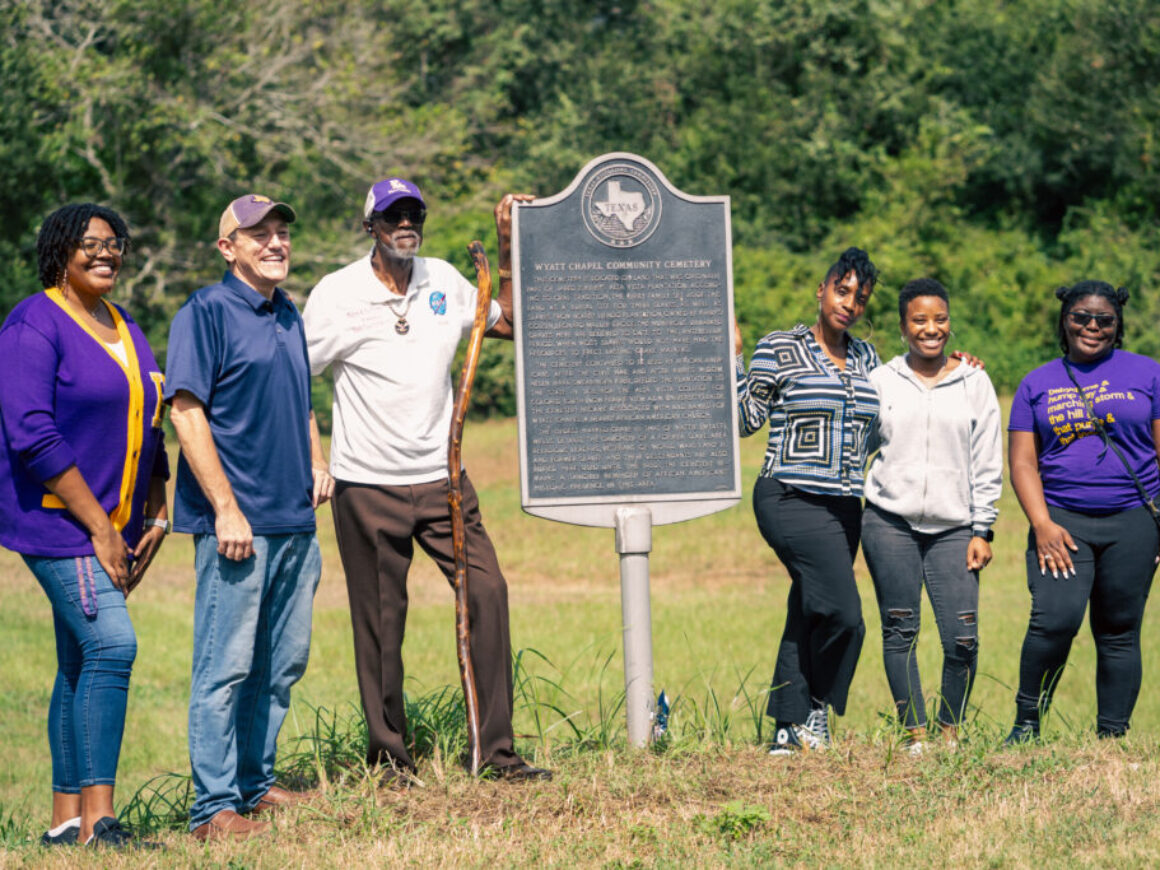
[1052,568,1059,579]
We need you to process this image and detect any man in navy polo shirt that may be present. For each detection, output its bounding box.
[165,194,334,841]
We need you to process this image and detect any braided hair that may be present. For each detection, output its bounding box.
[1055,280,1128,354]
[36,203,130,289]
[823,246,879,295]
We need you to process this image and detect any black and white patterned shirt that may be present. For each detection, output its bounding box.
[736,324,881,497]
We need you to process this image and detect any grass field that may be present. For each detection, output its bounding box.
[4,414,1160,866]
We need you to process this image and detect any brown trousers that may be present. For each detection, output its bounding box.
[331,474,520,771]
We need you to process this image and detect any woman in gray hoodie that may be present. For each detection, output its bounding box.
[861,279,1003,751]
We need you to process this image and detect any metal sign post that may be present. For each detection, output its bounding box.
[615,506,653,747]
[512,153,739,746]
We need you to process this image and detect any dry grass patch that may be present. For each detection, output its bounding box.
[7,737,1160,866]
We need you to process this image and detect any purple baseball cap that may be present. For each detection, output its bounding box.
[218,194,296,240]
[364,177,425,219]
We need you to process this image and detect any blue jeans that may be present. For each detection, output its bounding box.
[187,533,320,830]
[861,503,979,729]
[25,555,137,792]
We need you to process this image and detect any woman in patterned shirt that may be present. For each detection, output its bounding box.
[735,247,881,756]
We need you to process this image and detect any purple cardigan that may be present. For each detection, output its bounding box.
[0,289,168,556]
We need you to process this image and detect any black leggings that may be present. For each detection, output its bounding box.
[754,477,865,722]
[1016,504,1158,735]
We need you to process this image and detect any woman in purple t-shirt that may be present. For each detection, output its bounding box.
[1005,280,1160,743]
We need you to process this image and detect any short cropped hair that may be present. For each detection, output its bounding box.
[897,278,949,320]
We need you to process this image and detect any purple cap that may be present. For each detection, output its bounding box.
[218,194,296,239]
[364,177,425,219]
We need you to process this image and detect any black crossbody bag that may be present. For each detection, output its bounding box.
[1062,359,1160,530]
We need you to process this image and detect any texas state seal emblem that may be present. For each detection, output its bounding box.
[581,163,662,249]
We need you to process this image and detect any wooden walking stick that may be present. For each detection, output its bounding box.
[448,240,492,775]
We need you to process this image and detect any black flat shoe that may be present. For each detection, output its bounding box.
[87,817,164,850]
[486,762,553,782]
[40,820,79,847]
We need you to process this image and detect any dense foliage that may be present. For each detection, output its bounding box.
[4,0,1160,412]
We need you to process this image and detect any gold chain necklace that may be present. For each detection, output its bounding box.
[384,293,414,335]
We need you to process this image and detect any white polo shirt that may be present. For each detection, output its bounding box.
[303,251,500,485]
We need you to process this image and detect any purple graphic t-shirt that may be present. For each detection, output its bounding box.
[1009,350,1160,514]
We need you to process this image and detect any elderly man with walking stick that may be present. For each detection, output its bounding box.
[302,178,550,782]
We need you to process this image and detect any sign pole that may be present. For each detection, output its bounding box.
[615,506,654,748]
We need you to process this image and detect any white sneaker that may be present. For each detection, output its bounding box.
[802,707,831,750]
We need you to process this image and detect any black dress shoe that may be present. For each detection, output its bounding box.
[489,762,553,782]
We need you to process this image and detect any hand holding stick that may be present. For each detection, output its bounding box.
[448,240,493,775]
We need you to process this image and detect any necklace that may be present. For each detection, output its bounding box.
[90,299,109,325]
[64,287,109,325]
[384,293,414,335]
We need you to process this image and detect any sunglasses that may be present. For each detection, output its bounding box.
[374,206,427,226]
[79,236,127,257]
[1067,311,1117,330]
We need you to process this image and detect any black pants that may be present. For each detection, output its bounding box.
[754,478,865,722]
[331,474,521,770]
[1016,504,1158,735]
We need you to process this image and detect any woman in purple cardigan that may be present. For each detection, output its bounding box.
[0,204,169,849]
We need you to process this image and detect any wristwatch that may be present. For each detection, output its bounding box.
[145,517,171,534]
[971,527,994,542]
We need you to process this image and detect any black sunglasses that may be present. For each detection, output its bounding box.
[373,206,427,226]
[1067,311,1117,330]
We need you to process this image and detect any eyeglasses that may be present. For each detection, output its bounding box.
[1067,311,1117,330]
[374,206,426,226]
[79,236,127,257]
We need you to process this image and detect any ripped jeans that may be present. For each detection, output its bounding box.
[861,503,978,729]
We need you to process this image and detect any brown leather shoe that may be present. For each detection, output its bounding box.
[191,809,270,841]
[251,785,317,815]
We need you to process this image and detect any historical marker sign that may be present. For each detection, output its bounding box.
[512,153,740,527]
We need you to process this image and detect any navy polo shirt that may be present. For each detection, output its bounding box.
[164,270,315,535]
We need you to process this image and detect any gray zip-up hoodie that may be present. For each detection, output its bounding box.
[865,355,1002,534]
